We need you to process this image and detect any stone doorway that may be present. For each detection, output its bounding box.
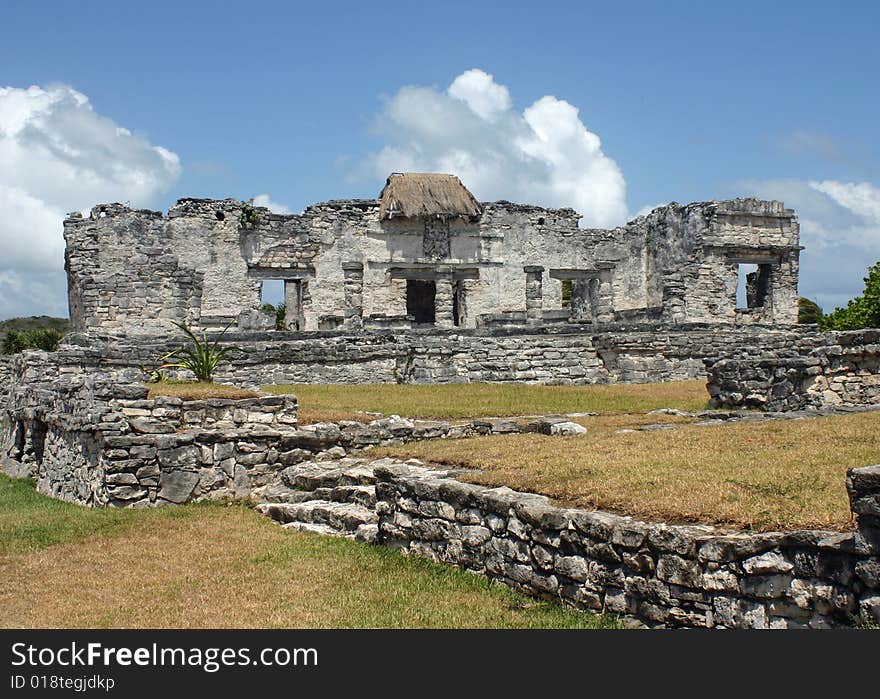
[406,279,436,324]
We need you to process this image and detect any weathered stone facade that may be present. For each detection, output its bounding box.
[707,329,880,411]
[54,323,820,388]
[371,460,880,628]
[64,175,801,335]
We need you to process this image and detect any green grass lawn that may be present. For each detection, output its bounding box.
[0,476,618,629]
[264,380,710,419]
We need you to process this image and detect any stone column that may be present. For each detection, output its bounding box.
[847,464,880,556]
[595,267,615,323]
[342,262,364,331]
[524,266,544,323]
[569,279,593,322]
[849,464,880,624]
[284,279,302,331]
[662,272,687,324]
[434,270,455,330]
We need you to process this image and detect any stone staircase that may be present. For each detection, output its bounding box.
[253,457,458,543]
[253,458,379,541]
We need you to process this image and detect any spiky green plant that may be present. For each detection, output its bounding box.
[159,321,242,382]
[260,302,287,330]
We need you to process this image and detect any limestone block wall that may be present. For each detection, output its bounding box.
[375,462,880,628]
[52,324,821,389]
[0,356,11,400]
[634,199,799,325]
[2,350,596,508]
[0,352,300,506]
[64,190,800,335]
[64,204,206,334]
[115,396,299,432]
[707,329,880,411]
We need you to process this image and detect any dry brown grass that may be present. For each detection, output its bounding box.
[0,482,615,629]
[564,413,695,432]
[376,411,880,532]
[297,409,375,425]
[265,380,710,419]
[147,382,261,401]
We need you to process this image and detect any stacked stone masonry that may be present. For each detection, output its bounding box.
[707,329,880,411]
[256,455,880,629]
[54,323,825,388]
[372,461,880,629]
[63,175,801,335]
[0,351,587,507]
[4,350,880,627]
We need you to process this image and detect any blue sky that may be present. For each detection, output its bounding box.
[1,0,878,318]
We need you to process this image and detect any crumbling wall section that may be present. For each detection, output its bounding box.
[707,329,880,411]
[615,199,800,325]
[53,324,820,388]
[0,351,299,506]
[374,461,880,629]
[64,205,204,334]
[64,192,800,335]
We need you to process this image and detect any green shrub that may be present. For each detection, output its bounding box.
[260,303,287,330]
[2,330,28,355]
[797,297,823,324]
[239,203,261,228]
[819,261,880,330]
[1,328,62,354]
[26,328,63,351]
[160,321,243,382]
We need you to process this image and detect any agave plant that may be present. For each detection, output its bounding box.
[160,321,242,382]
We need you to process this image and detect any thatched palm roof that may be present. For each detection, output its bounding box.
[378,173,482,220]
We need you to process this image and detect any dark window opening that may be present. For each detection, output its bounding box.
[31,420,48,465]
[561,279,573,307]
[215,211,225,221]
[406,279,436,324]
[737,263,771,309]
[537,217,545,226]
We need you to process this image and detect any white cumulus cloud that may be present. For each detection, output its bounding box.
[746,178,880,313]
[252,193,291,214]
[362,69,628,228]
[448,69,512,122]
[0,84,181,319]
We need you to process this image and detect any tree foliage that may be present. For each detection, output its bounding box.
[818,261,880,331]
[797,297,823,324]
[2,328,63,354]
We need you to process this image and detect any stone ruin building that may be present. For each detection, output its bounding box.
[63,173,801,335]
[4,173,880,630]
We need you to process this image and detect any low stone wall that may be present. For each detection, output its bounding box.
[374,462,880,628]
[1,350,595,507]
[0,351,303,506]
[707,329,880,411]
[56,323,821,387]
[116,395,299,432]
